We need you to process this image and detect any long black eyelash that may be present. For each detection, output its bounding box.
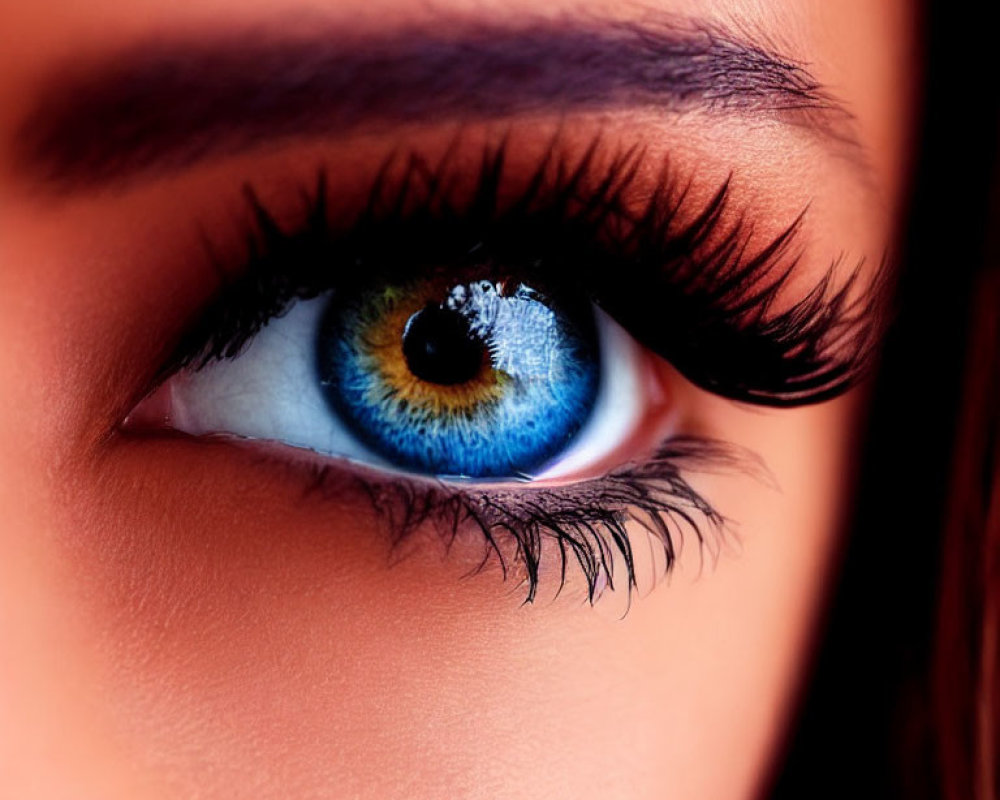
[297,436,760,604]
[167,133,889,406]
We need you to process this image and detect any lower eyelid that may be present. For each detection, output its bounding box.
[117,424,749,604]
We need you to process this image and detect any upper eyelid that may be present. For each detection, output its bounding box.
[13,13,869,194]
[155,135,888,408]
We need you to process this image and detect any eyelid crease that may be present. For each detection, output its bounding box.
[160,133,890,408]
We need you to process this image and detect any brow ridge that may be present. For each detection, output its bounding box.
[16,15,857,191]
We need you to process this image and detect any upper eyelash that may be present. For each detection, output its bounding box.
[165,133,889,407]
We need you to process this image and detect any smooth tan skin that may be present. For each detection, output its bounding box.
[0,2,913,798]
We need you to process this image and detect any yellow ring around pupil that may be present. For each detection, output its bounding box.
[357,285,510,415]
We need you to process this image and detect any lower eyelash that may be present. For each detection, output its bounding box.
[292,435,764,603]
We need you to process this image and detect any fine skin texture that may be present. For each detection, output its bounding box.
[0,2,913,799]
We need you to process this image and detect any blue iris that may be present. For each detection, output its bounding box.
[316,278,600,478]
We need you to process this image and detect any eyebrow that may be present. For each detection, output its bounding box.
[15,16,860,191]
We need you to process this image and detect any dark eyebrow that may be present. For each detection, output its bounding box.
[15,16,860,191]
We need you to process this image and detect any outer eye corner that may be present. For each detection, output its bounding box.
[531,307,650,482]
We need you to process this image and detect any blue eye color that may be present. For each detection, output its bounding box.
[316,274,601,478]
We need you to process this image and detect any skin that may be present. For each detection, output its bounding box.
[0,2,914,799]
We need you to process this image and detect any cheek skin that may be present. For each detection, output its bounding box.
[0,286,147,799]
[30,388,858,800]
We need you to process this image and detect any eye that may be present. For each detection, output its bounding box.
[134,268,649,483]
[122,136,881,602]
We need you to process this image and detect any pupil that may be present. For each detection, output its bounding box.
[402,304,485,385]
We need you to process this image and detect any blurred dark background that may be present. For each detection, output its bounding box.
[768,3,1000,798]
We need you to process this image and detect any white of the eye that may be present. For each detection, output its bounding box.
[166,296,648,481]
[167,294,393,467]
[530,307,646,481]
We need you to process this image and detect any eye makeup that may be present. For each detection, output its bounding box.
[164,135,887,403]
[126,133,886,602]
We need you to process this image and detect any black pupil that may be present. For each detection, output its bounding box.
[402,304,486,385]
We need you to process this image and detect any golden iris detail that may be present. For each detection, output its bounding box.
[357,285,510,417]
